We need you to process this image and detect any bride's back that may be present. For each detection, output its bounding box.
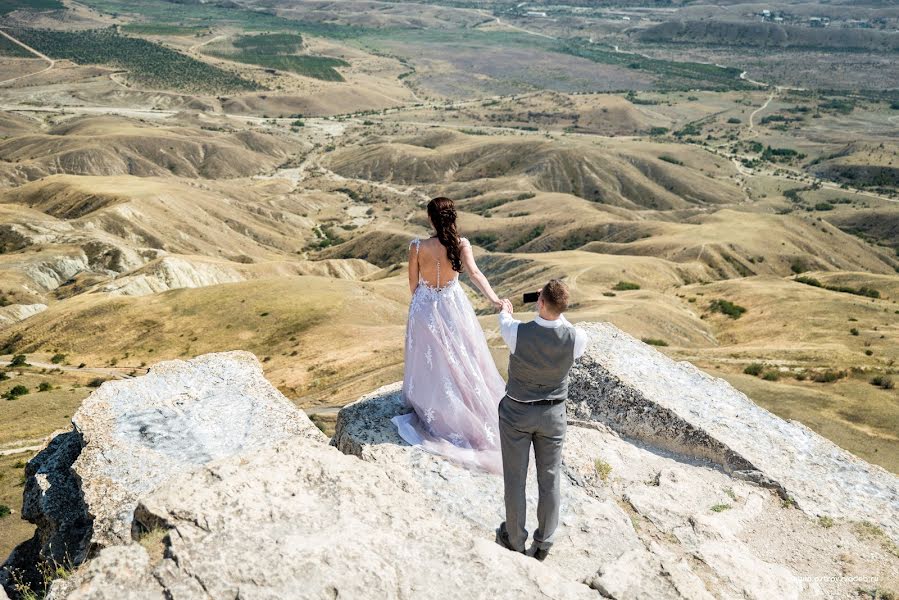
[415,237,459,288]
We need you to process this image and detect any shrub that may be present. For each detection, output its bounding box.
[850,328,859,336]
[0,371,7,381]
[762,371,780,381]
[710,503,731,513]
[658,155,684,166]
[811,370,846,383]
[50,353,66,364]
[86,378,106,388]
[38,382,52,392]
[648,127,669,136]
[9,354,27,367]
[3,384,28,400]
[795,276,822,288]
[865,349,873,356]
[790,259,809,274]
[642,338,668,347]
[709,299,747,319]
[727,117,741,124]
[870,376,894,390]
[743,363,764,376]
[814,202,833,211]
[602,292,616,297]
[613,281,640,291]
[0,504,10,518]
[818,516,834,528]
[594,458,612,481]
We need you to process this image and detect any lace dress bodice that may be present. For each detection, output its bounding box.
[410,237,468,299]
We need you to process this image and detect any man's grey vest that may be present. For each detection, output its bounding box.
[506,321,577,402]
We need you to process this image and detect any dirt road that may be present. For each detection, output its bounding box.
[0,28,55,85]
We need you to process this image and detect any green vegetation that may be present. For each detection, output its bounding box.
[511,225,544,249]
[709,299,746,319]
[648,127,669,136]
[9,27,259,93]
[762,146,805,163]
[850,327,860,336]
[205,33,347,81]
[50,353,66,365]
[818,98,855,114]
[121,24,211,36]
[3,384,28,400]
[594,458,612,481]
[814,202,834,211]
[811,370,846,383]
[38,382,52,392]
[0,34,33,58]
[658,155,683,166]
[8,354,27,367]
[710,503,731,513]
[555,40,749,91]
[613,281,640,291]
[870,376,894,390]
[743,363,764,376]
[818,516,834,528]
[305,225,344,251]
[762,371,780,381]
[674,123,701,138]
[0,504,9,518]
[233,33,303,53]
[794,276,880,298]
[853,521,899,559]
[0,0,62,15]
[641,338,668,347]
[470,233,498,251]
[80,0,368,39]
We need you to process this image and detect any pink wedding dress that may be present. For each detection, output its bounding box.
[391,238,506,474]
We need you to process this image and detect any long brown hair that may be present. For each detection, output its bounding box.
[427,197,462,273]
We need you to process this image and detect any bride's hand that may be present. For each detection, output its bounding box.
[492,298,504,311]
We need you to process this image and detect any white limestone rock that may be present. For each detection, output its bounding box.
[569,322,899,543]
[0,303,47,328]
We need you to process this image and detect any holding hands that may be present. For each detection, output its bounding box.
[500,298,514,314]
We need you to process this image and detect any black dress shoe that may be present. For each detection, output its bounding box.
[495,524,524,553]
[528,543,550,561]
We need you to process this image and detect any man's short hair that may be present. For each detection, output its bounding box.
[541,279,569,314]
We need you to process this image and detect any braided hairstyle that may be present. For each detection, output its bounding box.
[427,197,463,273]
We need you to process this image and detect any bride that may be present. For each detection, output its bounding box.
[392,197,506,474]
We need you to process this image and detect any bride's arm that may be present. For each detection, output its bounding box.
[460,239,502,308]
[408,240,419,294]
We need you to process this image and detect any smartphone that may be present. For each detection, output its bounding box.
[523,291,539,303]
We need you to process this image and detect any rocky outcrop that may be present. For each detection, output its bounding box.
[93,256,245,296]
[4,326,899,600]
[0,303,47,328]
[333,384,899,599]
[1,352,322,596]
[569,323,899,542]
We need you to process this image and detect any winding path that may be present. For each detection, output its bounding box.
[0,28,55,86]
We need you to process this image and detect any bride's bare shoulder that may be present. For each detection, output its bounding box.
[459,237,470,248]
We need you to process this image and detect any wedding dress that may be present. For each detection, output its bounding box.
[392,237,506,474]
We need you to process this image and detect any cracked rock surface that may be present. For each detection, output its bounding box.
[3,323,898,600]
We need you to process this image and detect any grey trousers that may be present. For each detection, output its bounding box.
[498,395,567,552]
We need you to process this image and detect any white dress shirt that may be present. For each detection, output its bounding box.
[498,312,590,358]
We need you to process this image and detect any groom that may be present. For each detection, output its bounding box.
[494,279,589,561]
